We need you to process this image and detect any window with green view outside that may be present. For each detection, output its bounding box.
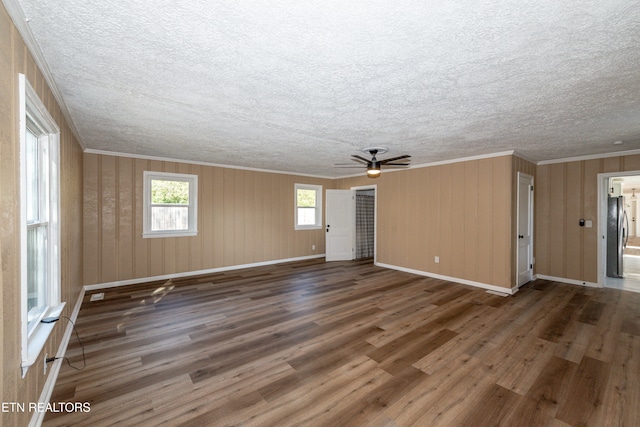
[152,180,189,204]
[144,172,198,237]
[295,184,322,229]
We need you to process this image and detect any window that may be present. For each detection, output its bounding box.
[143,171,198,238]
[295,184,322,229]
[19,74,64,375]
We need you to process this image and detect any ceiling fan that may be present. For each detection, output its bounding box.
[335,147,411,177]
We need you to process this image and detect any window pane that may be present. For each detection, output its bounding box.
[26,128,39,222]
[297,207,316,225]
[151,180,189,205]
[151,206,189,231]
[27,226,48,329]
[297,189,316,208]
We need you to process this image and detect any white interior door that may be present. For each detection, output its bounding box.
[630,200,636,237]
[326,190,354,261]
[517,173,534,287]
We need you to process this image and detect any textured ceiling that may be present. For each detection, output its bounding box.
[12,0,640,177]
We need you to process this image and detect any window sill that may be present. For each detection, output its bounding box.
[143,231,198,239]
[21,302,66,377]
[295,225,323,231]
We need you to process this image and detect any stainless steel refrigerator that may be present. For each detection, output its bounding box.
[606,196,628,278]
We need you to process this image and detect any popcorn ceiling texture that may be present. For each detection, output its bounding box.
[17,0,640,176]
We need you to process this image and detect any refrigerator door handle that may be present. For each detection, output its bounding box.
[624,210,629,248]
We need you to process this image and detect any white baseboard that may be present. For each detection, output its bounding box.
[375,262,518,295]
[29,287,86,427]
[535,274,600,288]
[83,254,326,291]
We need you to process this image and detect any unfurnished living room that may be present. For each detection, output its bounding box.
[1,1,640,426]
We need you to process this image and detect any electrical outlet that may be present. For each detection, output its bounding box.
[435,256,440,263]
[44,353,48,375]
[312,244,316,250]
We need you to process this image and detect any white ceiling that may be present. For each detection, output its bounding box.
[10,0,640,177]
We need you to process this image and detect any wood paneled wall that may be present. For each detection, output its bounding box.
[0,5,84,426]
[337,155,514,289]
[83,154,334,285]
[536,154,640,283]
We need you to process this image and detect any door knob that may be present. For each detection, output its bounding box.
[518,235,524,239]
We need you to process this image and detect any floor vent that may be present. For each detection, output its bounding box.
[90,292,105,301]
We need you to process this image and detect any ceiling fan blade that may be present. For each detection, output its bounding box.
[351,155,370,163]
[379,154,411,164]
[384,163,410,166]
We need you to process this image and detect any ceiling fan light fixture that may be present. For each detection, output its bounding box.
[335,147,410,177]
[367,164,381,177]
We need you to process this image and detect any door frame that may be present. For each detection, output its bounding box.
[516,172,534,287]
[597,170,640,288]
[352,185,377,264]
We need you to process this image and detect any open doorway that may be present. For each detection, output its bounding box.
[354,186,376,262]
[600,173,640,292]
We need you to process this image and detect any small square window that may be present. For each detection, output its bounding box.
[143,172,198,238]
[295,184,322,230]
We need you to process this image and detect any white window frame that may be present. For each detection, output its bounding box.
[19,74,65,376]
[294,183,323,230]
[143,171,198,238]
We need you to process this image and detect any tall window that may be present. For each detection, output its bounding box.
[19,74,63,374]
[143,171,198,238]
[25,119,50,329]
[295,184,322,230]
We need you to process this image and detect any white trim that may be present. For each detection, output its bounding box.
[375,262,519,295]
[19,74,28,363]
[538,149,640,166]
[86,149,335,180]
[86,149,519,180]
[410,150,516,169]
[598,172,608,288]
[3,0,84,149]
[596,170,640,288]
[79,146,640,179]
[83,255,326,291]
[29,288,85,427]
[536,274,599,288]
[21,303,65,376]
[516,172,534,288]
[143,171,198,238]
[19,74,63,375]
[603,276,640,293]
[294,183,323,230]
[512,150,538,164]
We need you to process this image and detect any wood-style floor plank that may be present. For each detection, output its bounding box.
[44,259,640,426]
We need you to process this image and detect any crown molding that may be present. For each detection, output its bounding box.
[411,150,516,169]
[3,0,85,149]
[511,150,538,164]
[537,148,640,165]
[83,149,336,180]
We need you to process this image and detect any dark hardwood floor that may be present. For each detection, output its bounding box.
[44,259,640,426]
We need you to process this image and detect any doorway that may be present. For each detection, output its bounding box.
[599,172,640,292]
[516,173,534,287]
[325,186,377,263]
[355,189,376,261]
